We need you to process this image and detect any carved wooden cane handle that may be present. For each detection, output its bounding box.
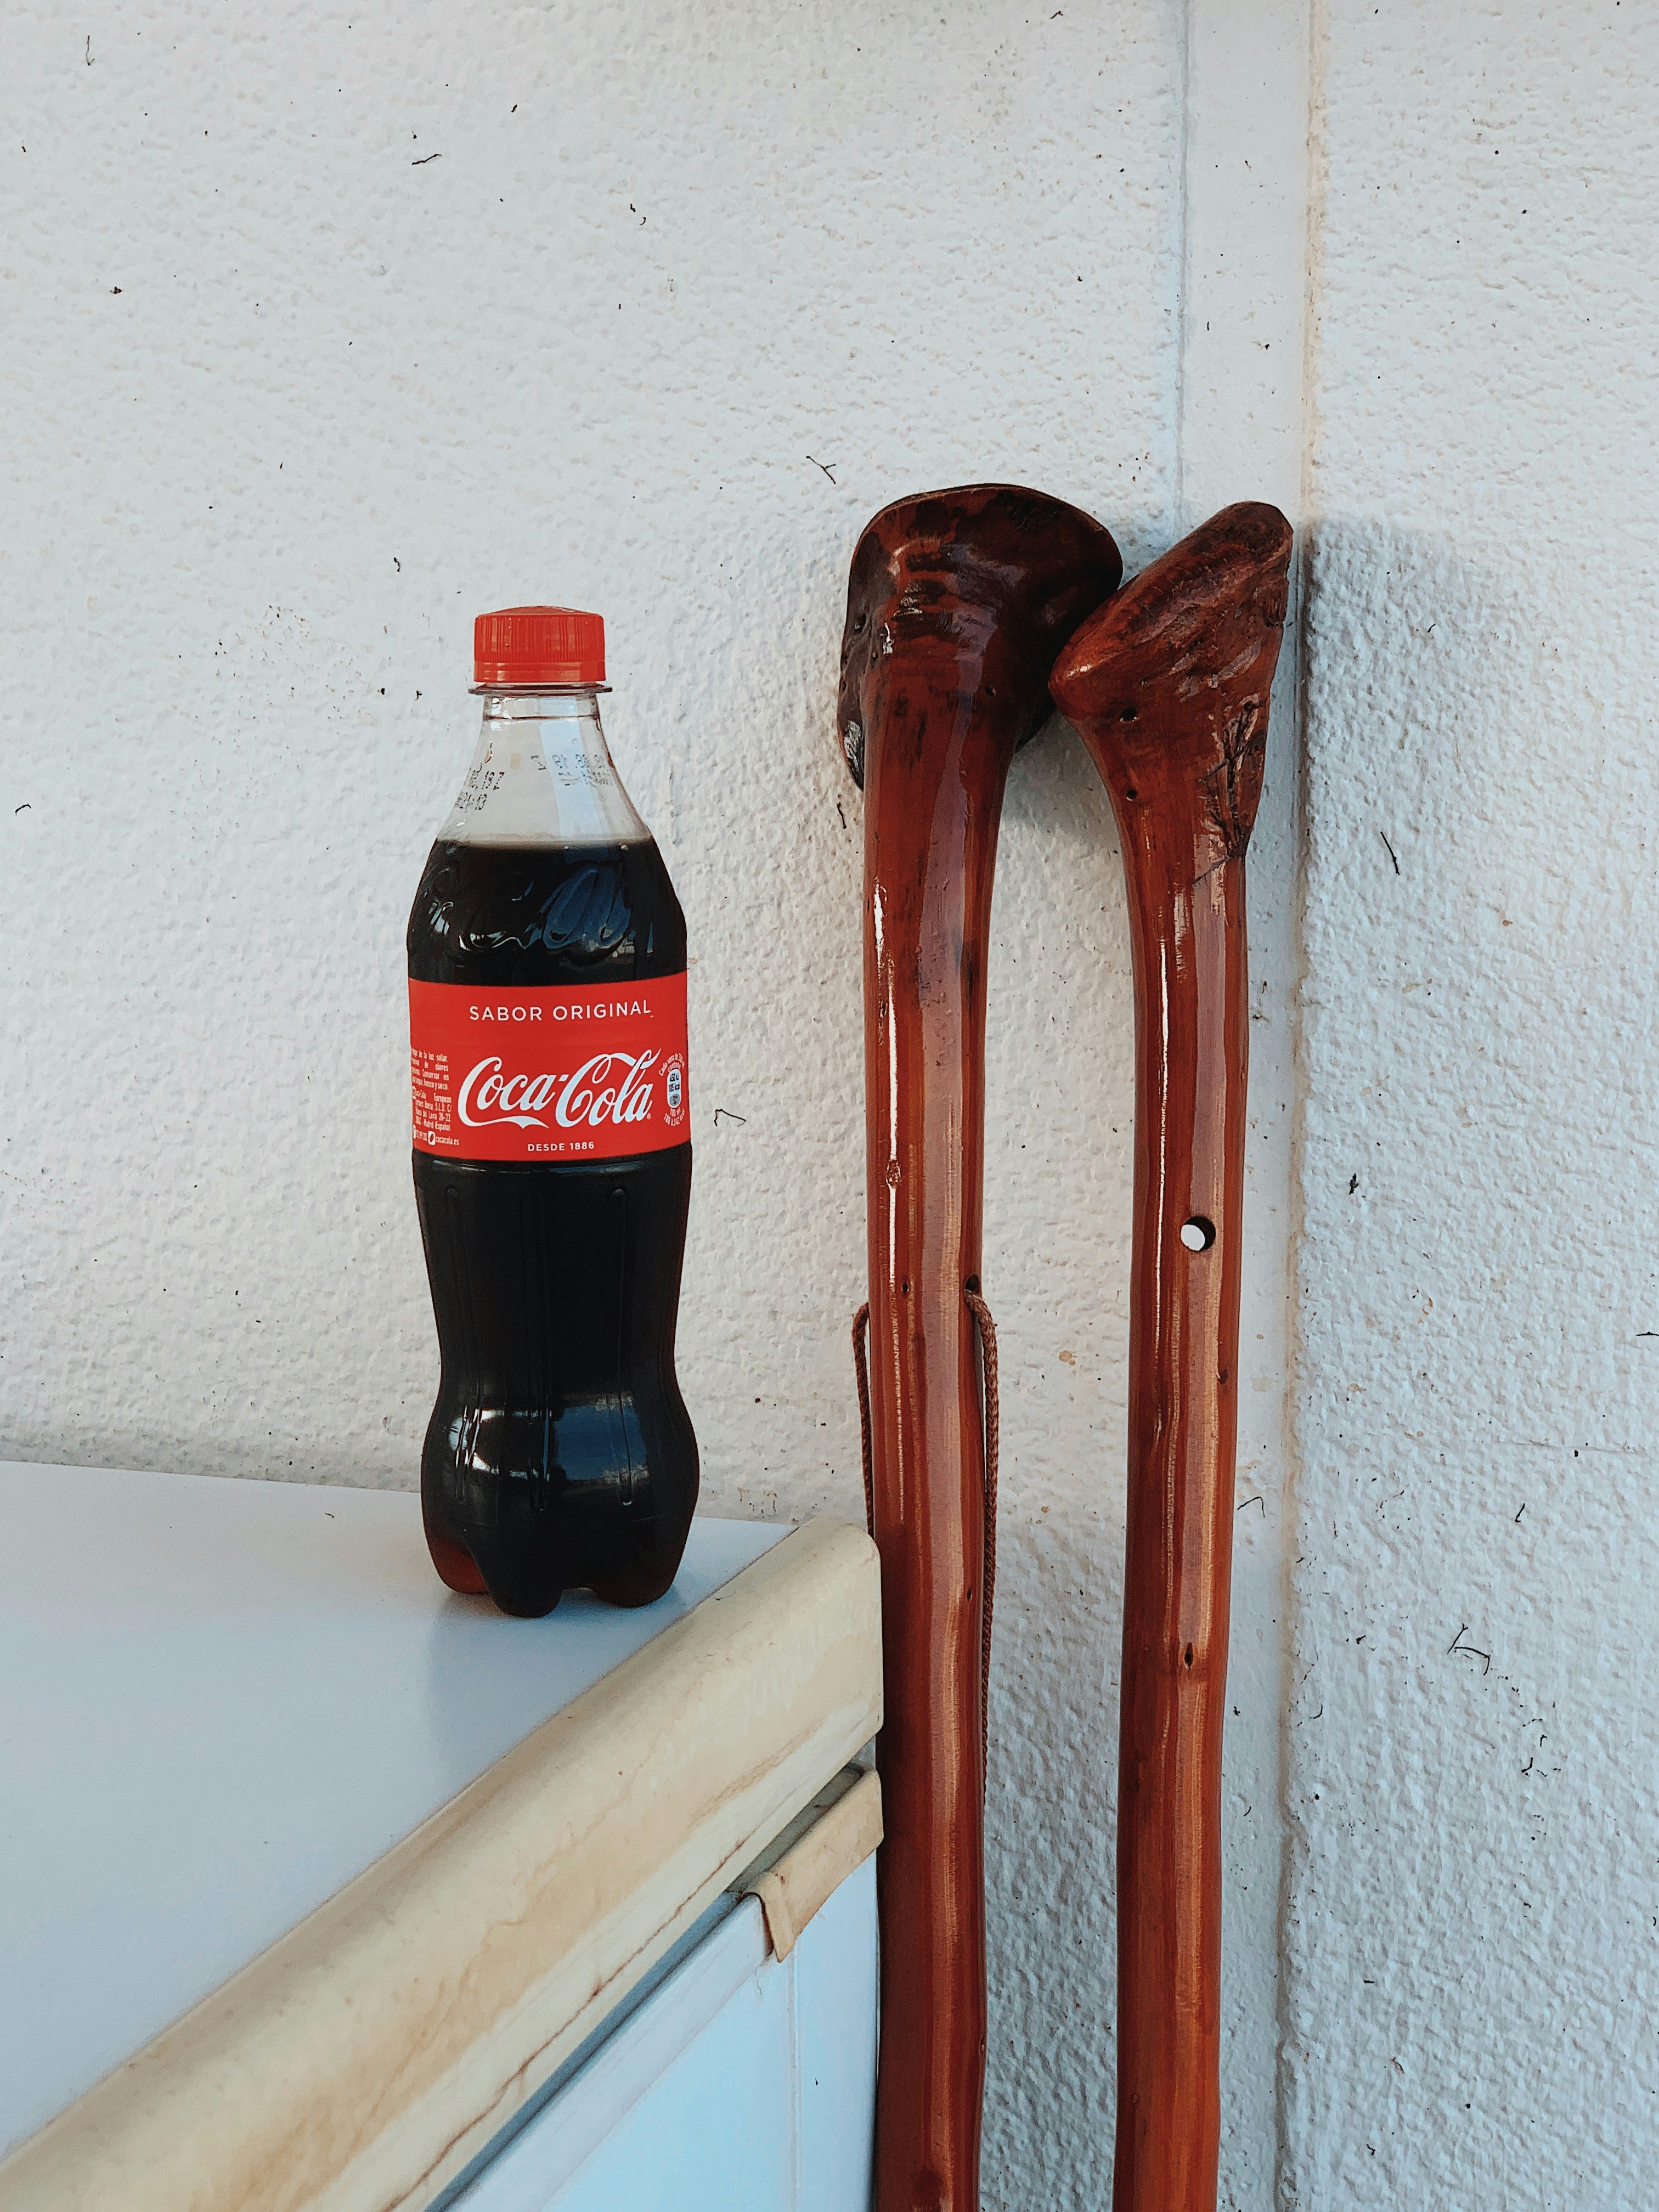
[1050,503,1293,2212]
[841,486,1121,2212]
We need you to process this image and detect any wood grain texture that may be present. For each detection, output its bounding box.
[0,1521,881,2212]
[1049,502,1293,2212]
[839,485,1121,2212]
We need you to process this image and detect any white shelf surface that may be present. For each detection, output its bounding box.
[0,1460,782,2163]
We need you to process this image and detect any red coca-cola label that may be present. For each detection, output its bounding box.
[409,975,690,1162]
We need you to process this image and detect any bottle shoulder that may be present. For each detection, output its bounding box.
[439,690,651,848]
[407,838,687,986]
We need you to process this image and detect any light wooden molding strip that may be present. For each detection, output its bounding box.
[738,1764,883,1960]
[0,1519,882,2212]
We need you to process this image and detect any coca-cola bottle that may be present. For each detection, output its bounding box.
[407,606,698,1617]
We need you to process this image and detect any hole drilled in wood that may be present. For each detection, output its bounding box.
[1180,1216,1216,1252]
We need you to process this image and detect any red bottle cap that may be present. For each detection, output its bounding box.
[473,606,606,687]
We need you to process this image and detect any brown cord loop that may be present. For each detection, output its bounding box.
[851,1302,874,1537]
[964,1287,999,1786]
[850,1288,1001,1782]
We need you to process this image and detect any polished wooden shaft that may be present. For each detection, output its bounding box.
[841,486,1120,2212]
[1051,502,1293,2212]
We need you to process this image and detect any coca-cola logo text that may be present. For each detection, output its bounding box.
[457,1051,661,1131]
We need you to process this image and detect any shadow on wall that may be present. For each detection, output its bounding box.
[979,713,1131,2211]
[1284,516,1659,2208]
[984,1502,1122,2212]
[1294,511,1658,1424]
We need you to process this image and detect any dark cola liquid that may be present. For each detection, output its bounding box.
[408,838,697,1617]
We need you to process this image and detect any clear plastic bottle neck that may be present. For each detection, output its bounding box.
[438,687,650,848]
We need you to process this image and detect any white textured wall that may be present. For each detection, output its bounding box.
[1287,2,1659,2205]
[13,0,1651,2200]
[1,2,1248,2204]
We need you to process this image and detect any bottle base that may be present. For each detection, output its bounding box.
[421,1517,687,1618]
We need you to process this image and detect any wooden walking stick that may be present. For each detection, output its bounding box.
[840,486,1121,2212]
[1049,502,1293,2212]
